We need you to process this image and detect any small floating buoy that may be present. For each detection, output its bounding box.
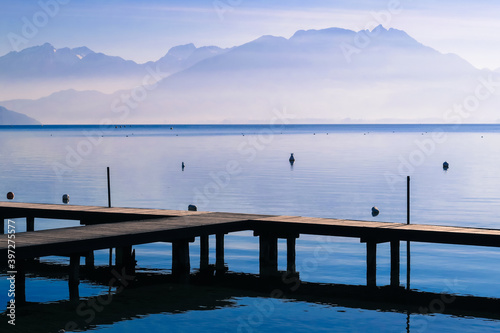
[371,206,380,217]
[289,153,295,163]
[188,204,197,211]
[6,192,14,200]
[62,194,70,204]
[182,162,185,170]
[443,161,449,170]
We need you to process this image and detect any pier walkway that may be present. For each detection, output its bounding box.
[1,202,500,304]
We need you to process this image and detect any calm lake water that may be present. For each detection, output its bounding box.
[2,124,500,332]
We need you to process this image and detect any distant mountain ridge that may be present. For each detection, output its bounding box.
[1,25,499,124]
[0,42,228,79]
[0,106,40,125]
[0,42,228,100]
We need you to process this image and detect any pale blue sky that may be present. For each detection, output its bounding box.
[1,0,500,69]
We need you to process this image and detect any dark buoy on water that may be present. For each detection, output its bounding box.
[188,204,197,211]
[443,161,449,170]
[182,162,185,171]
[6,192,14,200]
[289,153,295,163]
[62,194,70,204]
[371,206,380,217]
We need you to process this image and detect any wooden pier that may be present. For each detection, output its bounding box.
[2,201,500,304]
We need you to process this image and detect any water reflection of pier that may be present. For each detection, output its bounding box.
[1,263,500,333]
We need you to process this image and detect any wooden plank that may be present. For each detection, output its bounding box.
[3,203,500,262]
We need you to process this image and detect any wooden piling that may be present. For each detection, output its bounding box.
[26,216,35,232]
[407,175,411,290]
[215,233,226,275]
[109,248,113,267]
[116,245,135,276]
[172,239,190,282]
[85,251,95,270]
[200,235,210,272]
[407,242,411,290]
[366,241,377,288]
[69,254,80,303]
[259,233,278,278]
[286,236,297,274]
[390,240,400,288]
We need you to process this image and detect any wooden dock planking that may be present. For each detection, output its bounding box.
[3,202,500,303]
[0,201,208,225]
[0,212,270,259]
[253,216,500,247]
[2,205,500,261]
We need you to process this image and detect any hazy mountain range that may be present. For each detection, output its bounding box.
[0,106,40,125]
[0,42,227,100]
[1,25,500,124]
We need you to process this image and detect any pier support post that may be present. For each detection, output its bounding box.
[200,235,210,273]
[172,239,191,283]
[26,216,35,232]
[215,233,227,276]
[390,240,400,288]
[286,236,298,275]
[85,251,95,270]
[16,259,26,305]
[366,241,377,288]
[259,233,278,279]
[26,217,40,262]
[69,254,80,303]
[116,245,135,276]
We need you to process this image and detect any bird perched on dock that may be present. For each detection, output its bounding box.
[371,207,380,217]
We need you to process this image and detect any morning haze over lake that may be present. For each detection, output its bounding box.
[2,1,500,332]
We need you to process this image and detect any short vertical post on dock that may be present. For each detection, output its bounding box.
[172,239,191,282]
[200,235,210,272]
[286,236,297,275]
[69,254,80,303]
[259,233,278,279]
[107,166,112,208]
[390,240,400,288]
[26,216,35,232]
[16,259,26,305]
[366,241,377,288]
[215,233,226,275]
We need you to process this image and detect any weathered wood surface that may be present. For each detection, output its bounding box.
[0,212,269,259]
[2,203,500,261]
[0,201,206,224]
[252,216,500,246]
